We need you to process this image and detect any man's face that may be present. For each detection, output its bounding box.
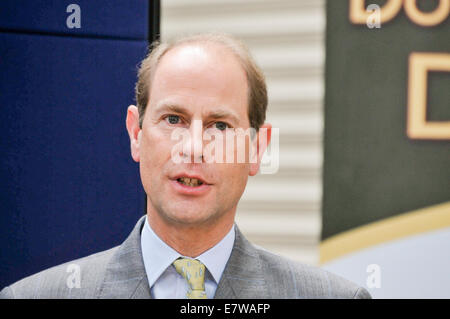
[133,44,259,228]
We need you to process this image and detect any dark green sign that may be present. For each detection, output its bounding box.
[322,0,450,240]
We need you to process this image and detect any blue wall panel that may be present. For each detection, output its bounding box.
[0,2,152,288]
[0,0,149,39]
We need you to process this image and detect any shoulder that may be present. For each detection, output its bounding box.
[253,245,371,299]
[0,246,118,299]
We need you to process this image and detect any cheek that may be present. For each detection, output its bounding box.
[217,164,249,194]
[139,128,174,180]
[141,127,173,158]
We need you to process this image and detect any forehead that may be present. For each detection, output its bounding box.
[149,43,249,118]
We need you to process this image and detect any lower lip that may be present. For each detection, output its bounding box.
[170,180,211,196]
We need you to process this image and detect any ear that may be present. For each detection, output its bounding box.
[126,105,141,162]
[249,122,272,176]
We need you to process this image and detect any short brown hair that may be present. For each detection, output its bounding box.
[134,33,268,131]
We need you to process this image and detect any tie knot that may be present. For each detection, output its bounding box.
[173,258,207,299]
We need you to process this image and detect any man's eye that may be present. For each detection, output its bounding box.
[214,122,228,131]
[166,115,180,125]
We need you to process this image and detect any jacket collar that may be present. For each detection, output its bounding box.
[96,216,269,299]
[97,215,151,299]
[214,226,269,298]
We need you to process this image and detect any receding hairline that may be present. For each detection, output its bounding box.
[150,36,251,89]
[141,36,252,123]
[136,32,267,130]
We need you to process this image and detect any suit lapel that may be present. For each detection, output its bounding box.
[97,216,152,299]
[214,226,269,298]
[96,218,269,299]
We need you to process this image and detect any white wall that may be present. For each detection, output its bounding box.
[323,227,450,298]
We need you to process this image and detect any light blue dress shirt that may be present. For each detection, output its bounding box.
[140,216,235,299]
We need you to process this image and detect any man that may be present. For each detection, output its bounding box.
[0,33,370,299]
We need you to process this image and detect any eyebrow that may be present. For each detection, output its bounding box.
[153,102,189,117]
[153,101,241,126]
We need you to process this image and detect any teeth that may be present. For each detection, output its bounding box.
[178,177,203,187]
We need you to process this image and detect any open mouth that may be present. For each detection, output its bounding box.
[177,177,204,187]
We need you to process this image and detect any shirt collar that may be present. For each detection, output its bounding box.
[195,223,235,283]
[140,216,235,287]
[140,217,181,288]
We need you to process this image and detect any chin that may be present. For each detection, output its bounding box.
[164,204,222,227]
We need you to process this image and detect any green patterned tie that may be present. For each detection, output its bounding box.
[173,258,207,299]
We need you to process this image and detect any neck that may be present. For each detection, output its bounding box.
[146,209,235,258]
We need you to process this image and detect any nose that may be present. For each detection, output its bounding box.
[181,119,204,163]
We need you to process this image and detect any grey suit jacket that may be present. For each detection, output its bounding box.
[0,216,371,299]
